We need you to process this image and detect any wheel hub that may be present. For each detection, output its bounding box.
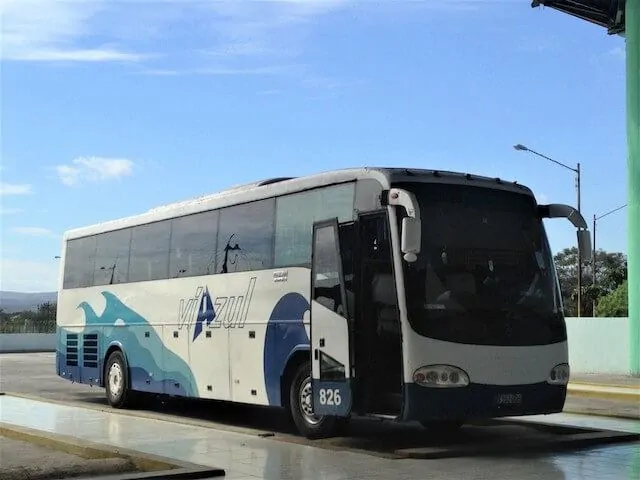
[108,362,123,398]
[299,378,322,425]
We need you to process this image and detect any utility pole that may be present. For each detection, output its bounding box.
[592,204,628,315]
[514,143,583,316]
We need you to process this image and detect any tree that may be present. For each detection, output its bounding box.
[34,302,57,323]
[0,302,57,333]
[596,280,629,317]
[553,247,627,317]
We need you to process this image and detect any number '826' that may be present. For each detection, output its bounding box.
[318,388,342,406]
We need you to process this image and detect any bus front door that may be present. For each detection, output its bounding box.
[310,218,353,418]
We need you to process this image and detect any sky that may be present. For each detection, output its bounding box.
[0,0,630,292]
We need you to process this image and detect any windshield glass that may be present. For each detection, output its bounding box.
[397,182,565,346]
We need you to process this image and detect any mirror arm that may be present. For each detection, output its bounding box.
[388,188,421,220]
[538,203,588,229]
[539,203,593,263]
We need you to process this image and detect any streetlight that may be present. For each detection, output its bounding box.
[514,143,584,316]
[592,204,627,315]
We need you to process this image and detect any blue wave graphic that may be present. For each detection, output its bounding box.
[57,291,197,397]
[57,289,312,406]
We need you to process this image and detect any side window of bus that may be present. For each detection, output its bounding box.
[216,199,275,273]
[93,228,132,285]
[169,210,219,278]
[274,183,355,267]
[128,221,171,283]
[313,224,347,319]
[63,236,97,289]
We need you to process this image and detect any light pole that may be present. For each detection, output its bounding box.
[513,143,583,317]
[592,204,627,315]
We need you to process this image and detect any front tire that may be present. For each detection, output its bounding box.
[288,361,346,439]
[104,350,134,408]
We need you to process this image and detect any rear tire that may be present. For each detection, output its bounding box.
[288,360,346,439]
[104,350,134,408]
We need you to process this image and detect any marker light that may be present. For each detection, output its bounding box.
[413,365,470,388]
[547,363,570,386]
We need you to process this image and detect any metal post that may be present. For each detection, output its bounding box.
[576,162,582,317]
[592,214,597,316]
[514,144,583,317]
[591,204,627,317]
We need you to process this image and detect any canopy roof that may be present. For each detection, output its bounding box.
[532,0,626,34]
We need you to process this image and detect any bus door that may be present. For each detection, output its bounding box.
[310,218,353,417]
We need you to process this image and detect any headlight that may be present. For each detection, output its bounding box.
[547,363,570,386]
[413,365,470,388]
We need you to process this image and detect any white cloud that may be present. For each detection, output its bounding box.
[55,156,136,186]
[607,46,625,59]
[10,226,57,237]
[0,0,495,88]
[0,0,355,89]
[0,207,25,215]
[0,182,33,195]
[0,0,149,63]
[0,258,59,292]
[537,192,550,204]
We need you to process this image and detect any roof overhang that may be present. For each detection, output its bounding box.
[531,0,626,35]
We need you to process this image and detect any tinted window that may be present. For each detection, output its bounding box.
[354,179,383,213]
[93,228,132,285]
[128,221,171,282]
[275,183,355,267]
[169,210,219,278]
[216,199,275,273]
[63,236,97,289]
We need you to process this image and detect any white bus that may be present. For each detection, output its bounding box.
[55,167,592,438]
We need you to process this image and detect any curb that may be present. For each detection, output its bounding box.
[0,349,56,354]
[570,381,640,390]
[562,406,640,421]
[567,382,640,402]
[0,423,225,479]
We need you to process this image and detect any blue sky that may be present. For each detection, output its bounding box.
[0,0,629,292]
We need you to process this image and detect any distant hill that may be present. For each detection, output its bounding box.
[0,291,58,313]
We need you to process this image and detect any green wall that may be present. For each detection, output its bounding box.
[627,0,640,376]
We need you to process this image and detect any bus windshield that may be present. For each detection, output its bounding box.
[397,182,565,347]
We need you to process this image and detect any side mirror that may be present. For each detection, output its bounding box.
[401,217,421,263]
[539,203,592,263]
[578,229,592,263]
[388,188,422,263]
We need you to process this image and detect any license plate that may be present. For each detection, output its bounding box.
[495,393,522,406]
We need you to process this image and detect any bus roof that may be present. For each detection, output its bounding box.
[62,166,533,241]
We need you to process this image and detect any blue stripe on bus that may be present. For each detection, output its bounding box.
[263,292,310,406]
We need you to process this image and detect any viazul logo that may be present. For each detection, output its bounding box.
[177,277,257,341]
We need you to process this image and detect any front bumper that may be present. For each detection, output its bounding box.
[402,381,567,422]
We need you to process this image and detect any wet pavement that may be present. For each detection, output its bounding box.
[1,394,639,480]
[1,353,639,479]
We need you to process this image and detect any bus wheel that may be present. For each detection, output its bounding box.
[105,350,133,408]
[289,361,345,439]
[419,420,464,433]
